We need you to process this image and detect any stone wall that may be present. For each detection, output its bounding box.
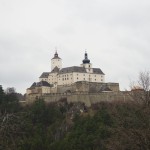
[57,84,76,93]
[57,81,119,93]
[27,81,119,96]
[26,91,131,107]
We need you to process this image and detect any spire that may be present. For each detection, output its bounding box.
[54,51,58,57]
[85,51,88,59]
[52,50,61,59]
[82,51,90,64]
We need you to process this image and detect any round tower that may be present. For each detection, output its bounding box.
[51,51,62,71]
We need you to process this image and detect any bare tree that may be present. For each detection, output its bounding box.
[130,71,150,106]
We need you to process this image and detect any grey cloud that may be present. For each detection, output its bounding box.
[0,0,150,93]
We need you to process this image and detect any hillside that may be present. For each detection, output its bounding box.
[0,85,150,150]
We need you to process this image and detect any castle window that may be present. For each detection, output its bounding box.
[77,77,78,80]
[84,78,85,80]
[89,65,90,67]
[95,79,96,81]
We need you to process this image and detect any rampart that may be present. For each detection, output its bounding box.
[57,81,119,93]
[26,91,132,107]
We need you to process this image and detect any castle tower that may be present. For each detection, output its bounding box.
[51,51,62,71]
[81,52,93,73]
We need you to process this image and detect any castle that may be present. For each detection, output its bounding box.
[26,51,119,95]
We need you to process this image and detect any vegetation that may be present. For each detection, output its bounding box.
[0,85,150,150]
[130,71,150,106]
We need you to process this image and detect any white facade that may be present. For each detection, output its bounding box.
[48,73,58,84]
[39,52,105,87]
[80,63,93,73]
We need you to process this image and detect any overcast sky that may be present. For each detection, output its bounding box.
[0,0,150,94]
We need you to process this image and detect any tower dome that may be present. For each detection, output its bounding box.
[82,52,90,64]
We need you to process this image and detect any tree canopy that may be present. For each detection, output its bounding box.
[0,83,150,150]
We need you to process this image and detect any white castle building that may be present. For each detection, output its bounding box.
[27,51,116,95]
[40,51,105,85]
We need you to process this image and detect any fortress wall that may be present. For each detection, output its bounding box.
[106,83,120,91]
[89,82,103,92]
[26,93,67,104]
[67,92,125,107]
[44,94,67,103]
[89,92,126,104]
[67,93,91,106]
[57,84,76,93]
[74,82,89,92]
[26,92,131,107]
[50,87,57,93]
[88,82,120,92]
[56,82,120,94]
[26,93,42,104]
[27,82,120,97]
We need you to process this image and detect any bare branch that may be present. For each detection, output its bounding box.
[129,71,150,107]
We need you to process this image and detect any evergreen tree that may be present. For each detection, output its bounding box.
[0,85,5,104]
[0,85,20,114]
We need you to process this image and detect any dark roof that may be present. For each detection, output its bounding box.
[39,72,50,78]
[30,82,36,88]
[59,66,87,74]
[83,52,90,64]
[93,68,105,75]
[58,66,104,75]
[30,81,52,88]
[51,66,60,73]
[39,68,104,77]
[51,51,61,59]
[37,81,51,87]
